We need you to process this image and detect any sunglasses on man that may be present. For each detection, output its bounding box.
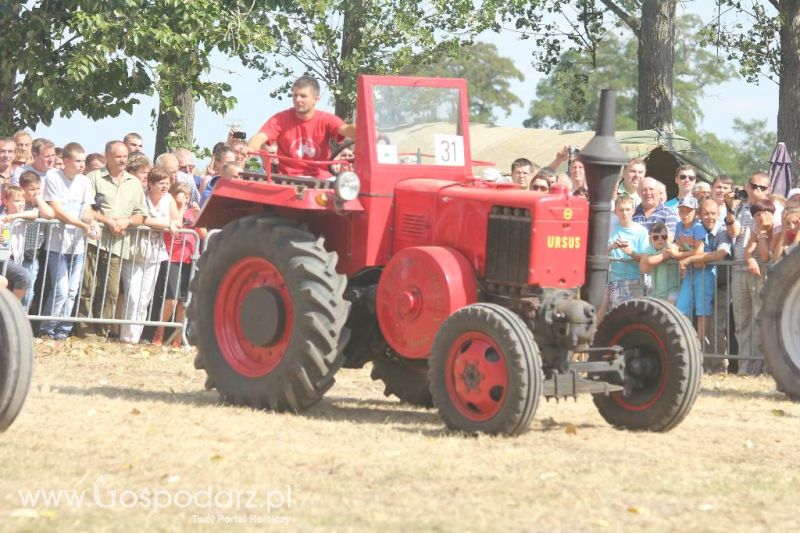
[749,181,769,192]
[650,233,668,242]
[678,174,696,181]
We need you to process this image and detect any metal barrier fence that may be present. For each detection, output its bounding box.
[0,219,763,367]
[0,218,200,346]
[609,256,765,372]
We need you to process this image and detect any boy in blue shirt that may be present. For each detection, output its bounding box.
[607,194,649,310]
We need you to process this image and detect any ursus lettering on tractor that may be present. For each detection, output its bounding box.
[190,76,702,435]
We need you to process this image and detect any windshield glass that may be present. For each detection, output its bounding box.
[372,86,465,167]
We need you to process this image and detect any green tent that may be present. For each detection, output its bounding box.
[467,124,720,196]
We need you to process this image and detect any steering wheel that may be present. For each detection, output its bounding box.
[329,139,356,176]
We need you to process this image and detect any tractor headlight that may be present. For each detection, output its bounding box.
[334,171,360,201]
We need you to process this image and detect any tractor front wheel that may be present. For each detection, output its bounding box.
[0,289,34,432]
[429,303,542,436]
[592,298,702,431]
[188,215,350,411]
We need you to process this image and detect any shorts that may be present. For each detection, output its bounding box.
[165,262,192,301]
[677,268,715,317]
[608,279,643,309]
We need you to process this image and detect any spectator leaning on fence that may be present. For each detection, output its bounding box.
[0,185,32,300]
[17,171,55,310]
[639,221,680,305]
[725,172,774,375]
[74,140,147,339]
[679,199,732,368]
[119,167,179,344]
[40,142,97,340]
[153,182,208,347]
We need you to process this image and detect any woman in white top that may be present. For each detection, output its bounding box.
[120,167,179,343]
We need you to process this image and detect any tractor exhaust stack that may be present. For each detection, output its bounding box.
[578,89,630,312]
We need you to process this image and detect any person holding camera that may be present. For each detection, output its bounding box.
[74,140,147,339]
[725,172,782,375]
[247,76,355,178]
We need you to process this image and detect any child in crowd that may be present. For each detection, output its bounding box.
[17,171,55,310]
[639,222,680,304]
[0,185,32,300]
[744,199,778,279]
[607,194,649,309]
[152,182,207,346]
[773,206,800,260]
[667,197,707,332]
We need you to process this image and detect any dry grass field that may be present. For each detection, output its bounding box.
[1,337,798,532]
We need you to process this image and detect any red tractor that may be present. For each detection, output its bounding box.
[190,76,702,435]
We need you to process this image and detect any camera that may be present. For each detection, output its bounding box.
[232,131,247,140]
[91,193,105,212]
[734,188,748,201]
[568,146,581,159]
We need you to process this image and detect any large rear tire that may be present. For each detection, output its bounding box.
[429,303,542,436]
[370,350,433,408]
[592,297,702,431]
[188,215,350,411]
[759,246,800,401]
[0,289,34,432]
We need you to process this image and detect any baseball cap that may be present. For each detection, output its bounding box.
[677,196,698,210]
[786,188,800,200]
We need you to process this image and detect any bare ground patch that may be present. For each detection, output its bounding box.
[1,338,798,532]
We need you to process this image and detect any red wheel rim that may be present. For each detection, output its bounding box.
[444,332,508,421]
[609,323,669,411]
[214,257,293,378]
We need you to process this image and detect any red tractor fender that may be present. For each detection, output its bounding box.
[376,246,478,360]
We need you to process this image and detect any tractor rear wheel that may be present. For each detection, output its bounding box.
[0,289,34,432]
[759,246,800,401]
[429,303,542,436]
[592,297,702,431]
[370,349,433,408]
[188,215,350,411]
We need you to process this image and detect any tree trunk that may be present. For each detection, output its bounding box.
[335,0,364,121]
[636,0,677,132]
[154,82,195,158]
[778,0,800,181]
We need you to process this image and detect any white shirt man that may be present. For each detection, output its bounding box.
[11,138,59,189]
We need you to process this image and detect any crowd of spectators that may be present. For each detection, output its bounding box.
[0,130,237,346]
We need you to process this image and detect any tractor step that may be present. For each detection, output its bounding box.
[542,369,624,399]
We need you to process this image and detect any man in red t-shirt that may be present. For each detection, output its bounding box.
[248,76,356,177]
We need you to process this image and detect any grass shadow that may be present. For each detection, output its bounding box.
[699,386,792,402]
[52,384,220,406]
[303,395,442,427]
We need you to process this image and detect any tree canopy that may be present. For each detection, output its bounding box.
[524,15,735,135]
[405,43,525,124]
[0,1,273,150]
[245,0,501,120]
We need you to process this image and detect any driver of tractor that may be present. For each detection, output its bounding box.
[247,76,356,178]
